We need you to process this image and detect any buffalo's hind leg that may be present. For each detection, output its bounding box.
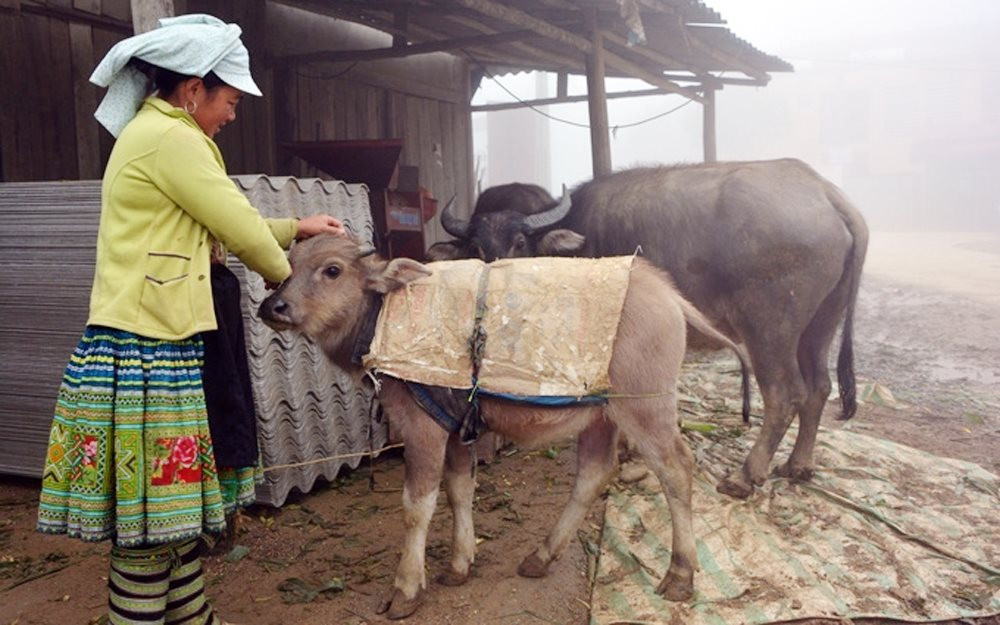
[776,294,844,481]
[518,415,618,578]
[437,433,476,586]
[616,399,697,602]
[717,348,807,499]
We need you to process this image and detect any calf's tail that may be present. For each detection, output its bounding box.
[677,299,752,423]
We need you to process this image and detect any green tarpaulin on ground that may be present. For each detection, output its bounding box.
[590,426,1000,625]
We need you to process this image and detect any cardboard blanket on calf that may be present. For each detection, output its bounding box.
[363,255,636,398]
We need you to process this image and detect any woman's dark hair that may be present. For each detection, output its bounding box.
[128,58,225,98]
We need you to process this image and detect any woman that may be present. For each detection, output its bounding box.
[36,14,342,625]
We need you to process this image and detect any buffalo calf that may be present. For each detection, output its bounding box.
[259,235,745,619]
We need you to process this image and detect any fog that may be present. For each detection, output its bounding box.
[472,0,1000,232]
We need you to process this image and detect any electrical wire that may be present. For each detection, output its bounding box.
[465,50,702,132]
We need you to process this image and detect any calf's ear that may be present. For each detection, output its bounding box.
[537,229,585,255]
[364,258,432,293]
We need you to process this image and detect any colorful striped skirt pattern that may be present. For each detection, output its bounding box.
[37,326,227,547]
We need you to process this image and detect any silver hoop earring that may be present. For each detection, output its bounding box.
[184,101,197,114]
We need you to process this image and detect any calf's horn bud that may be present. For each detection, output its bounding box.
[356,246,377,258]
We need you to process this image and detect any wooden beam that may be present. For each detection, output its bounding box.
[275,29,542,66]
[471,86,694,112]
[702,88,716,163]
[602,27,706,75]
[585,9,611,177]
[452,0,702,102]
[272,0,434,42]
[443,12,584,73]
[392,5,407,48]
[15,2,132,33]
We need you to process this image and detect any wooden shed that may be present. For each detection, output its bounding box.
[0,0,789,486]
[1,0,790,211]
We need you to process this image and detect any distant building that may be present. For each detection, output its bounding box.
[478,73,552,193]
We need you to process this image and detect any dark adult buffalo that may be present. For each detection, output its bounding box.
[426,182,581,261]
[434,159,869,499]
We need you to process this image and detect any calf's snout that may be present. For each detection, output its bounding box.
[258,293,292,328]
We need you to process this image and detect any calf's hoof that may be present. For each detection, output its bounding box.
[376,587,425,620]
[436,568,470,587]
[716,475,753,499]
[774,462,814,482]
[517,552,550,578]
[655,571,694,602]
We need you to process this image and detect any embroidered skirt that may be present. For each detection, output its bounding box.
[37,326,227,547]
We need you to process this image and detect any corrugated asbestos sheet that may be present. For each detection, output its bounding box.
[231,175,382,507]
[0,176,382,507]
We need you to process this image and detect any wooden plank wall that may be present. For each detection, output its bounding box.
[227,0,475,246]
[0,0,130,182]
[279,74,473,246]
[1,0,475,246]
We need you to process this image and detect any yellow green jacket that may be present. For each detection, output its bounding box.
[88,97,296,340]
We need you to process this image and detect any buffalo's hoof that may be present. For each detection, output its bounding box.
[656,571,694,602]
[376,587,425,620]
[517,552,550,578]
[716,476,753,499]
[774,463,814,482]
[436,568,470,587]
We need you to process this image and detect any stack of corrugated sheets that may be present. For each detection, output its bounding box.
[0,176,379,507]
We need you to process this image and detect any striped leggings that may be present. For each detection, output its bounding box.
[109,539,218,625]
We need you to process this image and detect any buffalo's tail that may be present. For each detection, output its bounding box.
[828,186,869,420]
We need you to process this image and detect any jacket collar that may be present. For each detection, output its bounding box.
[143,96,203,134]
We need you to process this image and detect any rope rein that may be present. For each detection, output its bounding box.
[260,442,405,474]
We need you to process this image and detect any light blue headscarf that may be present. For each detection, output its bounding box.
[90,13,262,137]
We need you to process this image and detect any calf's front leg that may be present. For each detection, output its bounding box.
[437,434,476,586]
[376,386,450,620]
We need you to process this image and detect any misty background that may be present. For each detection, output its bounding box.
[471,0,1000,232]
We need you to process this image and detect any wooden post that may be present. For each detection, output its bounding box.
[702,87,717,163]
[584,10,611,177]
[392,6,409,48]
[556,71,567,99]
[130,0,174,34]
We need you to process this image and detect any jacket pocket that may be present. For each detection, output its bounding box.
[139,252,194,336]
[145,251,191,285]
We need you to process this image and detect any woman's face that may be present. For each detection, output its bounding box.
[191,84,243,138]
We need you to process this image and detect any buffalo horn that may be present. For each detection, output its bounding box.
[523,184,571,232]
[439,194,470,238]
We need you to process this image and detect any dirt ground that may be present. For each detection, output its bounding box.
[2,231,998,625]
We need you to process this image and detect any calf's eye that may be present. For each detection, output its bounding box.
[323,265,341,278]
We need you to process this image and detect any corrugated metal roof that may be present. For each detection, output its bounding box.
[0,177,381,507]
[274,0,791,89]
